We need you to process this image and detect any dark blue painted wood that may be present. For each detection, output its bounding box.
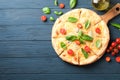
[0,0,120,80]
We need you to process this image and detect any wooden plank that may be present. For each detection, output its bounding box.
[0,55,120,74]
[0,74,120,80]
[0,25,52,40]
[0,9,71,25]
[0,22,120,40]
[0,0,90,9]
[0,41,56,58]
[0,0,118,9]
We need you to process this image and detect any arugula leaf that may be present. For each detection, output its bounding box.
[85,20,91,29]
[60,42,67,49]
[68,17,78,23]
[66,35,77,42]
[81,48,88,59]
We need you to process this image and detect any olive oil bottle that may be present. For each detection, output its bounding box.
[92,0,110,10]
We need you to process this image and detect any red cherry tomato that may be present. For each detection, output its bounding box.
[74,40,80,45]
[116,38,120,44]
[77,23,82,29]
[41,15,47,22]
[84,46,91,53]
[111,42,117,48]
[60,28,66,35]
[111,51,116,56]
[67,49,74,56]
[109,46,113,51]
[105,56,111,62]
[59,3,65,9]
[106,49,110,53]
[118,45,120,50]
[115,56,120,63]
[95,28,101,34]
[113,48,119,54]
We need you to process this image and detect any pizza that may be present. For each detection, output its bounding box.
[51,8,110,65]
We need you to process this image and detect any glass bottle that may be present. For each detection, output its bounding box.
[92,0,110,11]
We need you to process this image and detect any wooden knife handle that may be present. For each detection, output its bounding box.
[101,3,120,23]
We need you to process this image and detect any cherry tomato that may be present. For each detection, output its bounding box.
[109,46,113,51]
[106,49,110,53]
[111,42,117,48]
[105,56,111,62]
[41,15,47,22]
[60,28,66,35]
[111,51,116,56]
[118,45,120,50]
[84,46,91,53]
[67,49,74,56]
[74,40,80,45]
[95,28,101,34]
[113,48,119,54]
[59,3,65,9]
[77,23,82,29]
[116,38,120,44]
[115,56,120,63]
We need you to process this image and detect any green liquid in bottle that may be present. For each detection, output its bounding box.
[92,0,110,10]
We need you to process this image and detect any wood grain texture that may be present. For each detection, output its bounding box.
[0,0,120,80]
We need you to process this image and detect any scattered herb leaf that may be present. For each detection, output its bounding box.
[54,0,58,6]
[49,16,55,21]
[70,0,77,9]
[42,7,51,14]
[111,23,120,29]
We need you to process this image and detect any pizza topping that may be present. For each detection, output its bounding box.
[81,34,93,41]
[60,28,66,35]
[77,23,83,29]
[95,39,102,48]
[42,7,51,14]
[68,17,78,23]
[95,27,101,34]
[74,40,81,45]
[66,35,77,42]
[81,48,88,59]
[41,15,47,22]
[84,46,91,53]
[67,49,74,56]
[85,20,91,29]
[60,42,67,49]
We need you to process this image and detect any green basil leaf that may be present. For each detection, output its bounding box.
[111,23,120,29]
[68,17,78,23]
[81,34,93,41]
[95,40,102,48]
[49,17,55,21]
[66,35,77,42]
[54,11,63,16]
[42,7,51,14]
[54,0,58,6]
[85,20,91,29]
[79,37,85,44]
[81,48,88,59]
[78,30,83,37]
[60,42,67,49]
[70,0,77,9]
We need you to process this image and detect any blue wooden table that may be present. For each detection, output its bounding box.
[0,0,120,80]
